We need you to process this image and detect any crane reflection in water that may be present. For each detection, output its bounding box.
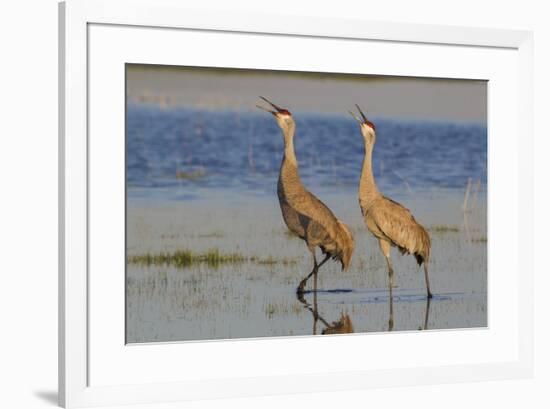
[297,273,432,335]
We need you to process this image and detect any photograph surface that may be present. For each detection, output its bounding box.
[125,65,487,343]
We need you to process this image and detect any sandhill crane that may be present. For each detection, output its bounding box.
[257,97,355,296]
[349,105,433,299]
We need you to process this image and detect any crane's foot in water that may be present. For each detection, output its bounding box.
[427,291,433,299]
[296,283,308,304]
[296,279,307,296]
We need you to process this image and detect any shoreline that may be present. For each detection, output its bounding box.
[127,66,487,122]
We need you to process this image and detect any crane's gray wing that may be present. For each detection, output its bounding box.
[295,193,355,270]
[293,189,341,237]
[368,197,429,256]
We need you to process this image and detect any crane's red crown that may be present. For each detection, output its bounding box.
[257,97,293,117]
[366,120,376,131]
[350,105,375,132]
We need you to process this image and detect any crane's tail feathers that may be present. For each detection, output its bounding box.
[336,221,355,271]
[395,223,430,268]
[414,225,431,267]
[316,221,355,271]
[414,253,426,266]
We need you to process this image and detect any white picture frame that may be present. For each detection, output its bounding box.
[59,0,534,407]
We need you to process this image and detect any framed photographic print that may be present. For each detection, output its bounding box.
[125,65,487,343]
[59,0,534,407]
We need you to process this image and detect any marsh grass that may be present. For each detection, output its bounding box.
[265,303,277,318]
[251,255,298,266]
[128,249,245,268]
[196,230,225,238]
[128,249,298,269]
[428,224,461,233]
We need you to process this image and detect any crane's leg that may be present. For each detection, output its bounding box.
[380,239,395,331]
[379,240,394,298]
[316,253,331,270]
[297,248,318,295]
[297,251,330,296]
[313,271,319,335]
[424,263,433,299]
[388,291,394,331]
[312,253,330,291]
[423,297,431,330]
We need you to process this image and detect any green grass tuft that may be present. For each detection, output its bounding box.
[264,303,277,318]
[129,249,298,269]
[128,249,246,268]
[428,224,460,233]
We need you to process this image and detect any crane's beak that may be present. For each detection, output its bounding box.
[256,96,284,116]
[348,110,363,125]
[256,104,276,116]
[350,105,369,125]
[355,104,368,123]
[260,96,284,111]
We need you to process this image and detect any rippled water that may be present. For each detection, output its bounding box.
[126,105,488,343]
[127,105,487,202]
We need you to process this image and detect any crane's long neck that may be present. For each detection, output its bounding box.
[359,142,381,208]
[283,133,298,168]
[278,126,305,197]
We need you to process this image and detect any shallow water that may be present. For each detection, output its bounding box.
[127,105,486,202]
[126,106,487,343]
[126,193,486,343]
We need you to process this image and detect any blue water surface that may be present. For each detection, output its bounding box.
[126,105,487,202]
